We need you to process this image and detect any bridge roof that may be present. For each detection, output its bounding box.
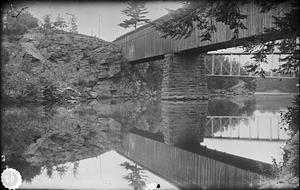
[113,3,289,63]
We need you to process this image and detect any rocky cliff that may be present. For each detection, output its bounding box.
[1,28,151,103]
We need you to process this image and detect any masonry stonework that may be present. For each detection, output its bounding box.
[161,53,208,100]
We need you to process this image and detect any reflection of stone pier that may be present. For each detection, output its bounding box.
[161,100,208,147]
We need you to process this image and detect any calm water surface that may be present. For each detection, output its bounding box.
[1,94,294,189]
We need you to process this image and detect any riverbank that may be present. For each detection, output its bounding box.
[259,94,299,189]
[259,131,299,189]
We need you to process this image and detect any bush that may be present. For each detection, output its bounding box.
[282,94,300,135]
[3,11,38,39]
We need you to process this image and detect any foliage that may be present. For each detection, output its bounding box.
[2,154,42,182]
[131,62,163,93]
[153,0,299,77]
[281,94,299,135]
[55,165,69,178]
[72,161,79,176]
[153,1,248,40]
[53,14,67,30]
[45,164,53,178]
[208,97,255,116]
[208,76,240,90]
[270,94,299,183]
[41,13,78,33]
[2,5,38,39]
[1,106,46,182]
[42,14,52,30]
[2,51,60,101]
[67,13,78,33]
[145,62,163,92]
[119,2,150,29]
[244,2,299,77]
[120,161,147,190]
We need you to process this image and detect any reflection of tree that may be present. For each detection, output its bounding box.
[120,161,147,190]
[208,97,255,116]
[45,163,53,178]
[2,106,45,182]
[1,153,42,182]
[55,165,69,178]
[44,161,79,179]
[72,161,79,176]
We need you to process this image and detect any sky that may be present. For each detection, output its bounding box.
[18,1,183,42]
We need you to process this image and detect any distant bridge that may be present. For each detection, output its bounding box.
[204,53,298,78]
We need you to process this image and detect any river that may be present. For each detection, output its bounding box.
[2,94,294,189]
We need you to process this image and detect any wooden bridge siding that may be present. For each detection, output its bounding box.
[120,133,263,189]
[114,4,285,62]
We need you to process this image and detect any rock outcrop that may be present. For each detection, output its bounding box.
[2,28,150,102]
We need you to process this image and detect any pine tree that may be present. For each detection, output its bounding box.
[119,2,150,29]
[70,15,78,33]
[42,14,52,30]
[66,13,78,33]
[53,14,67,30]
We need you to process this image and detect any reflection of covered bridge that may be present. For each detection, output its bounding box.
[118,133,270,190]
[114,3,295,100]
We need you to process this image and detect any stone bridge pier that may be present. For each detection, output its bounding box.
[161,53,208,100]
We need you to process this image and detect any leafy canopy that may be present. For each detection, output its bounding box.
[119,1,150,29]
[154,0,299,77]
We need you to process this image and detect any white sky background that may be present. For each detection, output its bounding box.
[18,1,183,42]
[20,150,178,189]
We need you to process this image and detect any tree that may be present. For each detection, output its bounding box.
[153,0,299,77]
[53,14,67,30]
[72,161,79,176]
[2,4,38,37]
[66,13,78,33]
[120,161,147,190]
[42,14,52,30]
[119,2,150,29]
